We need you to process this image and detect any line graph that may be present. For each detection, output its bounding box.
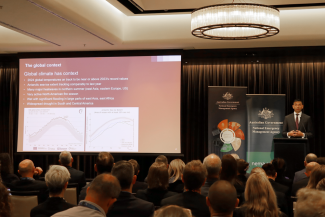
[86,107,139,152]
[23,108,85,152]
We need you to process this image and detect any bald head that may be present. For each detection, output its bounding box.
[203,154,221,178]
[306,162,319,174]
[87,174,121,200]
[207,180,238,215]
[305,153,317,164]
[18,159,34,177]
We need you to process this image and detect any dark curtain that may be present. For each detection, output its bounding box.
[181,56,325,163]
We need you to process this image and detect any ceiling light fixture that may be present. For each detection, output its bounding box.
[191,3,280,40]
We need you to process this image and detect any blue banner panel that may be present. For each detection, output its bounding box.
[208,87,247,160]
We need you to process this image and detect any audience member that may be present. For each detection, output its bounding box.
[155,155,169,167]
[220,154,237,185]
[201,154,221,197]
[155,205,191,217]
[292,162,319,196]
[53,174,120,217]
[161,160,210,217]
[316,178,325,191]
[234,173,287,217]
[272,158,293,188]
[250,167,266,176]
[7,159,48,203]
[168,159,185,193]
[294,188,325,217]
[136,162,177,206]
[79,152,114,201]
[230,154,240,160]
[293,153,317,183]
[234,159,249,195]
[30,165,75,217]
[316,157,325,165]
[0,153,19,185]
[107,160,155,217]
[206,180,239,217]
[129,159,148,193]
[306,164,325,189]
[0,182,11,217]
[59,151,86,194]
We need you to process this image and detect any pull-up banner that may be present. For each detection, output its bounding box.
[208,87,247,160]
[246,94,285,172]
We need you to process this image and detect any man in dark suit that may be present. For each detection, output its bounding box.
[292,162,318,196]
[8,159,48,203]
[161,160,210,217]
[293,153,317,183]
[201,154,221,197]
[282,99,313,139]
[30,165,75,217]
[79,152,115,201]
[59,151,86,195]
[129,159,148,193]
[107,160,154,217]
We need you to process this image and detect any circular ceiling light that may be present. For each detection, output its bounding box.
[191,3,280,40]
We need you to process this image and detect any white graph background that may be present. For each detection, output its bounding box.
[86,107,139,152]
[23,108,85,151]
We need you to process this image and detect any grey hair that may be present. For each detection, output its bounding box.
[295,188,325,217]
[45,165,71,194]
[155,205,191,217]
[203,154,221,177]
[59,151,72,166]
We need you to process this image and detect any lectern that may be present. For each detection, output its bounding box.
[273,138,308,179]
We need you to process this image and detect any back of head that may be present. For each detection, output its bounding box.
[156,155,168,166]
[307,165,325,189]
[183,160,207,191]
[295,188,325,217]
[18,159,34,176]
[220,154,237,184]
[45,165,71,195]
[111,160,134,190]
[272,158,286,177]
[155,205,191,217]
[96,152,114,174]
[87,174,121,200]
[208,180,237,214]
[0,182,11,217]
[230,154,240,160]
[203,154,221,177]
[129,159,139,176]
[306,162,319,173]
[316,157,325,165]
[0,153,13,174]
[262,163,276,177]
[305,153,317,163]
[59,151,72,166]
[244,173,278,217]
[148,162,169,190]
[316,178,325,191]
[250,167,266,176]
[168,159,185,182]
[237,159,249,175]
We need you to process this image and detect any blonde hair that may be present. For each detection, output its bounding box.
[168,159,185,183]
[244,173,279,217]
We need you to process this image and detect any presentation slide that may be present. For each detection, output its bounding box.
[18,56,181,153]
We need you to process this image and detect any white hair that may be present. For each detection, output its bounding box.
[45,165,71,194]
[203,154,222,177]
[59,151,72,166]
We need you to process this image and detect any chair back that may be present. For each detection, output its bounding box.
[10,191,39,217]
[64,184,78,205]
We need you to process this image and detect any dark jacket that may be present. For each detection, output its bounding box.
[293,168,307,183]
[30,197,75,217]
[65,166,86,195]
[161,191,210,217]
[201,177,218,197]
[136,188,178,206]
[132,181,148,194]
[107,191,154,217]
[291,177,310,196]
[1,172,20,186]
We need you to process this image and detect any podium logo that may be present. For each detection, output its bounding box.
[258,108,274,119]
[222,92,233,100]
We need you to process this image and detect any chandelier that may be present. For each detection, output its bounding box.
[191,3,280,40]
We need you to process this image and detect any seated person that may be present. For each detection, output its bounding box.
[129,159,148,193]
[206,180,239,217]
[0,182,11,217]
[272,158,292,188]
[0,153,19,185]
[30,165,75,217]
[7,159,48,203]
[79,152,114,201]
[306,164,325,189]
[136,162,177,206]
[155,205,191,217]
[201,154,221,197]
[161,160,210,217]
[292,162,318,196]
[293,153,317,183]
[316,178,325,191]
[107,161,155,217]
[168,159,185,193]
[220,154,237,185]
[234,159,249,195]
[295,188,325,217]
[59,151,86,195]
[53,174,121,217]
